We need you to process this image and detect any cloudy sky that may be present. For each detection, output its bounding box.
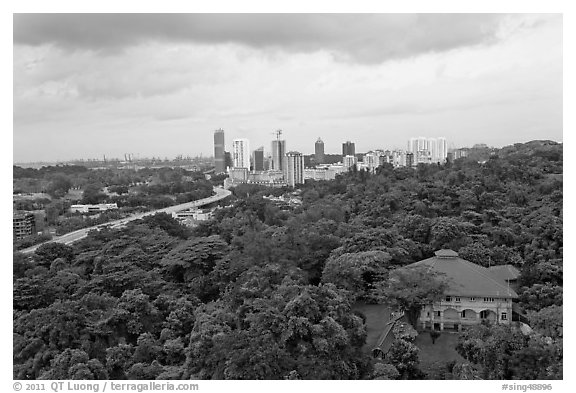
[13,13,562,162]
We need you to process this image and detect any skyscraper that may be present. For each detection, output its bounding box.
[253,147,264,171]
[271,139,286,171]
[437,137,448,163]
[232,138,250,169]
[284,151,304,187]
[315,137,325,164]
[342,141,355,157]
[213,128,225,173]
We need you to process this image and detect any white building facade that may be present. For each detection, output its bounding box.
[410,249,517,331]
[232,138,250,169]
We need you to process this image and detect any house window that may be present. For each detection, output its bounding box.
[436,311,441,317]
[445,296,452,302]
[480,311,489,319]
[470,297,476,302]
[455,297,461,302]
[483,297,495,302]
[501,312,507,321]
[461,311,466,318]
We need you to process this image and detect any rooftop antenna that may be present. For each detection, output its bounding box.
[273,129,283,140]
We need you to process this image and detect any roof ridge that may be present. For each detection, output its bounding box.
[458,258,515,297]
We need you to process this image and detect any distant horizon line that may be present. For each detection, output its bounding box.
[13,138,562,166]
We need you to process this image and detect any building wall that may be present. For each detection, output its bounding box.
[214,129,226,173]
[363,152,379,172]
[232,138,250,169]
[271,140,286,171]
[342,141,355,157]
[284,152,304,187]
[69,203,118,213]
[315,138,325,164]
[419,296,513,331]
[253,148,264,171]
[343,155,357,169]
[13,212,36,240]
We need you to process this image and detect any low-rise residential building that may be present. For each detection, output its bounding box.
[70,203,118,213]
[410,249,518,331]
[13,211,36,240]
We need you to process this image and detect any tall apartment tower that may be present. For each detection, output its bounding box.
[232,138,250,169]
[408,136,448,164]
[342,141,355,158]
[343,155,357,169]
[315,137,325,164]
[363,152,379,172]
[271,139,286,171]
[213,128,226,173]
[284,151,305,187]
[437,137,448,163]
[253,147,265,171]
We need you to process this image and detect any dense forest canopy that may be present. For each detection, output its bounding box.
[13,141,562,380]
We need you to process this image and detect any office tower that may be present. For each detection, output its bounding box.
[315,137,325,164]
[284,151,304,187]
[271,139,286,170]
[342,141,355,157]
[213,128,226,173]
[232,138,250,169]
[253,147,264,171]
[343,155,357,169]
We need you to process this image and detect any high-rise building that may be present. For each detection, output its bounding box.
[428,138,438,163]
[342,141,355,157]
[213,129,226,174]
[408,137,448,164]
[232,138,250,169]
[284,151,304,187]
[271,139,286,171]
[315,137,325,164]
[343,155,357,169]
[437,137,448,163]
[406,152,414,167]
[253,147,264,171]
[363,152,379,172]
[224,151,233,169]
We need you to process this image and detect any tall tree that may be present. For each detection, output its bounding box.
[374,266,447,327]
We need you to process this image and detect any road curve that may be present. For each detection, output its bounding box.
[19,187,232,255]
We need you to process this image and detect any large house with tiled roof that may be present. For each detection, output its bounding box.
[488,264,521,292]
[411,249,518,331]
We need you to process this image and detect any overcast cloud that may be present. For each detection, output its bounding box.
[13,13,562,162]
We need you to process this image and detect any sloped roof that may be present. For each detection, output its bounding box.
[488,264,521,281]
[408,249,518,299]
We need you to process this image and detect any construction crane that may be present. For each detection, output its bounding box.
[271,129,283,140]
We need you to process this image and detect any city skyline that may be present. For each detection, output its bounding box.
[14,14,562,162]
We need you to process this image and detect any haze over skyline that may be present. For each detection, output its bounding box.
[13,13,562,163]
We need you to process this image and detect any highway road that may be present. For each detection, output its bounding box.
[20,187,232,255]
